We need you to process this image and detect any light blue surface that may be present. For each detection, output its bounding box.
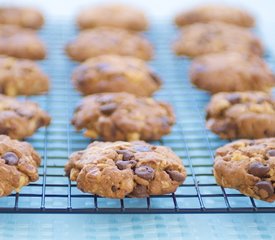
[0,214,274,240]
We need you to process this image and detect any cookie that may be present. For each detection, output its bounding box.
[214,138,275,202]
[65,27,153,62]
[0,25,46,59]
[72,55,161,96]
[206,92,275,139]
[71,92,175,141]
[173,22,263,57]
[190,52,275,94]
[0,135,41,197]
[0,56,49,96]
[77,4,148,31]
[0,95,51,139]
[65,141,186,198]
[175,5,254,28]
[0,7,44,29]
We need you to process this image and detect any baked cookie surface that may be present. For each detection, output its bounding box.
[72,55,161,96]
[173,22,263,57]
[190,52,274,93]
[0,56,49,96]
[65,141,186,198]
[0,95,51,139]
[71,92,175,141]
[77,4,148,31]
[0,25,46,59]
[214,138,275,202]
[175,4,254,28]
[0,135,41,197]
[0,7,44,29]
[206,92,275,139]
[65,27,153,62]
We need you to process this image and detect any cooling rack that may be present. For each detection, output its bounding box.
[1,18,275,214]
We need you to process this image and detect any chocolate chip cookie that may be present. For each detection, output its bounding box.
[0,56,49,96]
[214,138,275,202]
[77,4,148,31]
[72,55,161,96]
[0,7,44,29]
[71,92,175,141]
[175,4,254,28]
[206,92,275,139]
[65,27,153,62]
[190,52,274,93]
[173,22,263,57]
[0,135,41,196]
[0,25,46,59]
[65,141,186,198]
[0,95,51,139]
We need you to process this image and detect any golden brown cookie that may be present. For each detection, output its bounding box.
[77,4,148,31]
[0,7,44,29]
[0,95,51,139]
[190,52,274,93]
[206,92,275,139]
[0,56,50,96]
[0,25,46,59]
[65,141,186,198]
[0,135,41,197]
[214,138,275,202]
[173,22,263,57]
[72,55,161,96]
[71,92,175,141]
[175,4,254,28]
[65,27,153,62]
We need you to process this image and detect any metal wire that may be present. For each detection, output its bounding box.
[0,18,275,214]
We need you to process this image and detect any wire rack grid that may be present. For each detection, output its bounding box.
[0,18,275,214]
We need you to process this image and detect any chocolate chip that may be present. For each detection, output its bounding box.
[111,186,118,192]
[99,103,117,115]
[129,184,148,198]
[15,108,34,118]
[167,170,185,182]
[213,122,237,133]
[96,63,110,71]
[116,150,134,161]
[116,160,137,170]
[257,97,267,104]
[134,145,151,152]
[149,71,162,85]
[135,165,154,180]
[2,152,19,165]
[0,127,10,135]
[267,150,275,157]
[226,94,241,104]
[194,64,206,73]
[248,162,270,178]
[255,181,274,199]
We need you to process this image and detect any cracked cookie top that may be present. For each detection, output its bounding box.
[77,4,148,31]
[65,27,153,62]
[0,95,51,139]
[190,52,274,93]
[72,54,161,96]
[173,22,263,57]
[0,24,46,59]
[214,138,275,202]
[0,7,44,29]
[0,55,50,96]
[71,92,175,141]
[206,92,275,139]
[175,4,254,28]
[0,135,41,196]
[65,141,186,198]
